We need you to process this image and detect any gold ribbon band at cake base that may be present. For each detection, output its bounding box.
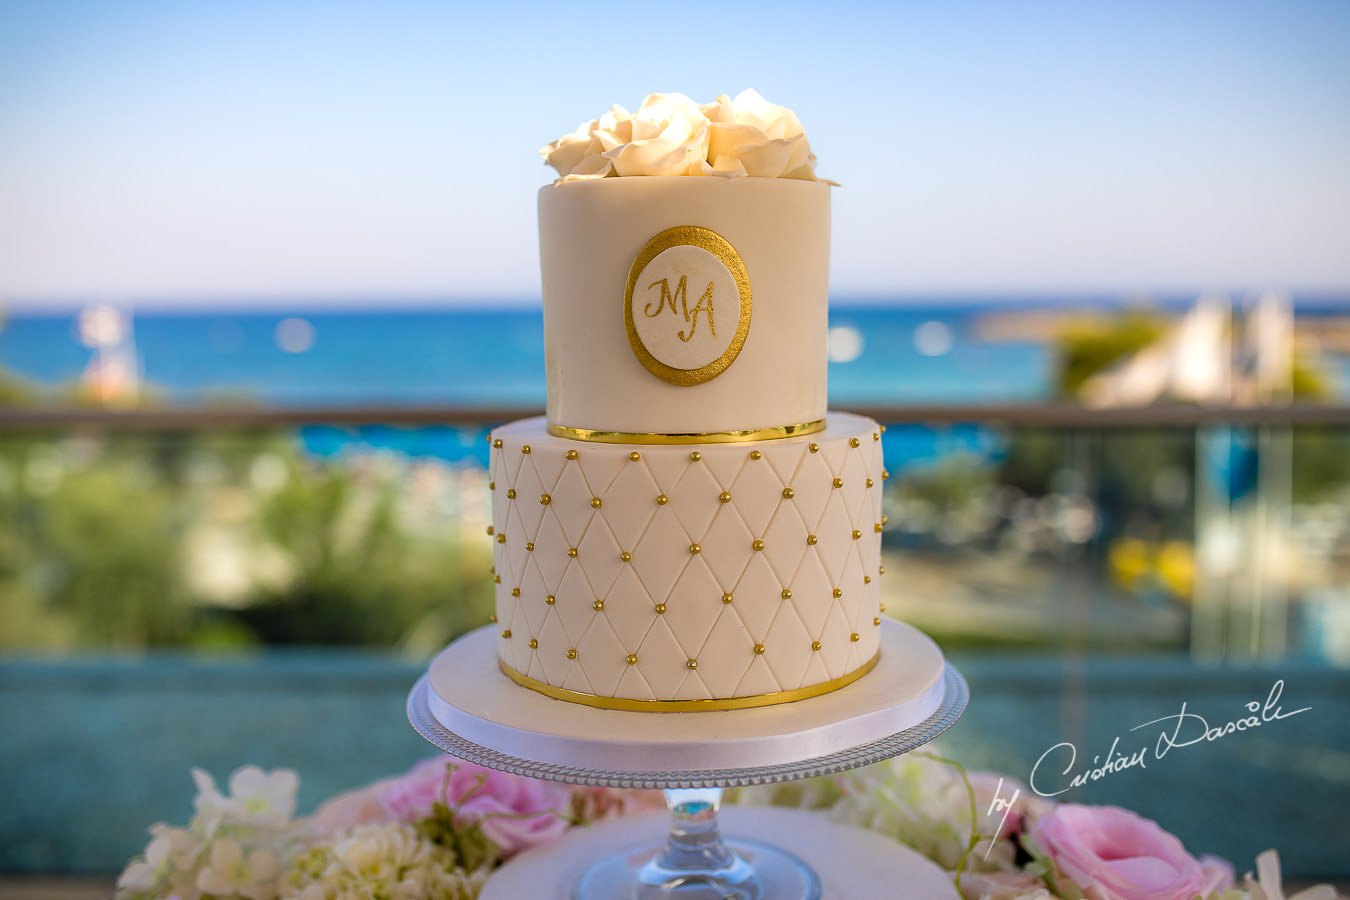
[498,651,879,712]
[624,225,752,387]
[546,418,826,445]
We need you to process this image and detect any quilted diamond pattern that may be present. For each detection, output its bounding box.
[488,413,885,702]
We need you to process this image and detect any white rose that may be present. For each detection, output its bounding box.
[540,90,824,182]
[701,89,817,179]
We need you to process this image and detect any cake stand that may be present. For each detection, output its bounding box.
[407,619,968,899]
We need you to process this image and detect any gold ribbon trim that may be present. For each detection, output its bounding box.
[498,651,879,712]
[546,419,826,445]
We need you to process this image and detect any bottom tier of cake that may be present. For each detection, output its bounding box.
[486,412,887,708]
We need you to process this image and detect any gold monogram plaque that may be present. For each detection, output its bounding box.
[624,225,751,386]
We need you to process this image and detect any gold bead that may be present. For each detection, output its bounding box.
[690,543,701,554]
[864,575,872,584]
[833,477,844,488]
[539,493,551,505]
[782,487,795,499]
[486,525,494,535]
[852,529,862,540]
[510,587,520,597]
[497,533,506,544]
[620,551,632,562]
[850,437,860,448]
[811,640,822,651]
[489,565,495,574]
[850,632,860,642]
[781,589,792,600]
[593,599,605,611]
[654,603,666,614]
[880,603,887,612]
[806,534,818,545]
[879,565,886,575]
[546,595,555,605]
[490,614,497,623]
[656,494,668,505]
[493,439,503,449]
[568,547,578,558]
[874,617,882,626]
[882,515,889,525]
[489,481,495,490]
[506,488,516,499]
[881,425,887,433]
[686,658,698,670]
[718,491,732,503]
[750,450,762,460]
[753,643,765,655]
[566,449,578,460]
[526,541,535,552]
[689,451,702,461]
[521,445,531,454]
[590,497,602,508]
[501,629,512,639]
[833,588,843,598]
[629,451,641,461]
[625,653,638,665]
[883,469,890,480]
[874,432,880,441]
[809,443,819,453]
[493,575,501,583]
[866,478,874,488]
[752,539,764,551]
[567,648,577,659]
[875,523,883,533]
[528,638,538,649]
[722,593,734,604]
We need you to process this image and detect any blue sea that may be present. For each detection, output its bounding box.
[2,298,1345,470]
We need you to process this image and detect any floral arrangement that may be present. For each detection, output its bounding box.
[117,753,1341,900]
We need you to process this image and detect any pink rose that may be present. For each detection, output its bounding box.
[309,777,400,837]
[378,756,573,857]
[1030,805,1234,900]
[569,785,666,824]
[969,772,1056,838]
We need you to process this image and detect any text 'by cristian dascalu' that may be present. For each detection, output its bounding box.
[1027,679,1310,798]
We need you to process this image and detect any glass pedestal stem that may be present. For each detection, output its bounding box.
[634,787,760,898]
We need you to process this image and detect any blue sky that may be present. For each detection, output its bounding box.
[1,0,1348,307]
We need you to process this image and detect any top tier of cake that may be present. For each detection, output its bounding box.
[538,175,831,439]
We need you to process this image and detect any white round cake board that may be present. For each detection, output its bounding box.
[478,806,960,900]
[426,619,945,774]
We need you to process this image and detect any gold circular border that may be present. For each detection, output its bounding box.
[498,651,879,712]
[624,225,752,386]
[546,419,825,445]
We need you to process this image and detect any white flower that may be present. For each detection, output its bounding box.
[115,825,203,900]
[192,766,299,832]
[279,823,486,900]
[1240,850,1341,900]
[702,89,817,179]
[540,90,823,182]
[229,766,300,828]
[196,837,283,900]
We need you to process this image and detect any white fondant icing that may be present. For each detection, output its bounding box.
[488,413,883,703]
[539,177,829,434]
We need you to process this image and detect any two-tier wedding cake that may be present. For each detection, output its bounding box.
[487,91,886,710]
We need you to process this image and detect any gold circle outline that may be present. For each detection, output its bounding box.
[624,225,752,387]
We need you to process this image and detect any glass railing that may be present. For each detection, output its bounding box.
[1,403,1347,882]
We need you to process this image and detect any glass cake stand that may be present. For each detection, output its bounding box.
[406,620,968,899]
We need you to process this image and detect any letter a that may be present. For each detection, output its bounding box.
[679,282,716,342]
